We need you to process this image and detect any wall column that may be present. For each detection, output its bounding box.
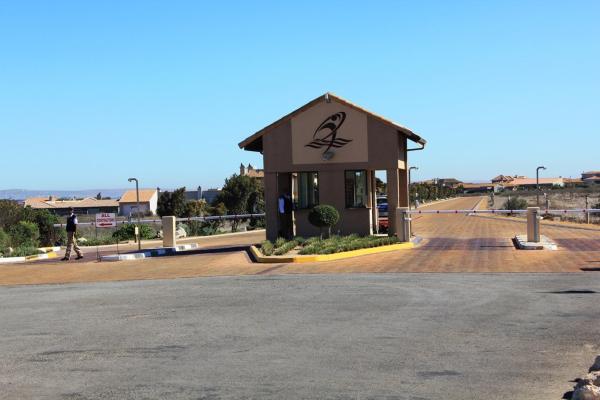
[264,172,279,242]
[387,168,400,236]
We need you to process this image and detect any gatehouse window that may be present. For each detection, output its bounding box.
[345,170,368,208]
[297,172,319,209]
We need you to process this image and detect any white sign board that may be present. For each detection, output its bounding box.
[95,213,117,228]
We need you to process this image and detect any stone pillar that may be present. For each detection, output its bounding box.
[162,216,176,248]
[264,172,279,242]
[399,168,409,208]
[387,168,399,236]
[527,207,540,243]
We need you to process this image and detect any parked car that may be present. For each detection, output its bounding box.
[377,202,388,218]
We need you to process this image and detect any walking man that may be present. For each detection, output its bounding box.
[62,208,83,261]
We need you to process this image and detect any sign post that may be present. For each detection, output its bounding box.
[95,213,117,261]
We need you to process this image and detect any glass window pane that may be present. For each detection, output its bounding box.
[297,172,319,209]
[345,170,368,207]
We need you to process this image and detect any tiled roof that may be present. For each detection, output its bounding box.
[25,198,118,209]
[119,189,157,203]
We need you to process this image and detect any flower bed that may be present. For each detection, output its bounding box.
[259,234,400,256]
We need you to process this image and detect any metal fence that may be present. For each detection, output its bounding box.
[53,213,266,228]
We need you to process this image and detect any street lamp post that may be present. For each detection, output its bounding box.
[408,167,418,210]
[536,166,546,206]
[128,178,141,251]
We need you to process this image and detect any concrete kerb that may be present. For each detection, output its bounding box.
[0,251,59,264]
[249,239,418,264]
[100,243,200,262]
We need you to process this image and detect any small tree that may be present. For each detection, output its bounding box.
[216,174,264,231]
[308,205,340,238]
[157,187,187,217]
[503,196,528,211]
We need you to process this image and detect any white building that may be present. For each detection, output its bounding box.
[119,189,158,216]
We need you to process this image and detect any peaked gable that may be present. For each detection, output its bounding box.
[239,92,425,152]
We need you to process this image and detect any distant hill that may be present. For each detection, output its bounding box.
[0,189,128,201]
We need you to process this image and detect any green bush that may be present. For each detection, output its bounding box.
[273,240,298,256]
[0,228,9,249]
[181,220,221,236]
[260,240,274,256]
[308,205,340,238]
[10,246,42,257]
[20,208,60,246]
[503,196,528,211]
[9,221,40,248]
[274,237,287,248]
[112,224,156,241]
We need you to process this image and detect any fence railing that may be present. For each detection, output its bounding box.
[53,213,266,228]
[406,209,600,215]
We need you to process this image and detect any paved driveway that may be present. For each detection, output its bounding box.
[2,197,600,285]
[1,274,599,399]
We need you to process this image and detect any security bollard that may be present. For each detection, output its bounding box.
[162,216,177,248]
[527,207,540,243]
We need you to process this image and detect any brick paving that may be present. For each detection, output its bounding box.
[1,197,600,285]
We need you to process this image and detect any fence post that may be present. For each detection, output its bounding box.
[397,207,411,242]
[162,216,177,248]
[527,207,540,243]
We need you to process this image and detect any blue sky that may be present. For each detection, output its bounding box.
[1,1,598,190]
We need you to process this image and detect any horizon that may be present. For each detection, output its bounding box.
[1,1,598,189]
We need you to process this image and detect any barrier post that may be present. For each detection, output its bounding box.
[162,216,177,248]
[527,207,540,243]
[397,207,411,242]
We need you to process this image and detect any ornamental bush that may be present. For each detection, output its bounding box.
[308,205,340,238]
[503,196,528,211]
[112,224,156,241]
[8,221,40,248]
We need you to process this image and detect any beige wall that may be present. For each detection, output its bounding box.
[262,98,410,240]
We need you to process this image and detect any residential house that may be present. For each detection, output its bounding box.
[582,171,600,184]
[119,189,158,216]
[24,196,119,216]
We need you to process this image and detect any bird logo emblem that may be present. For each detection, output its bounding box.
[305,112,352,160]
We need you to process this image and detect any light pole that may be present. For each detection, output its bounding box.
[128,177,141,251]
[409,166,418,210]
[536,166,546,206]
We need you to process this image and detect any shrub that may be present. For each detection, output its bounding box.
[20,208,60,246]
[503,196,528,211]
[273,240,298,256]
[308,205,340,238]
[0,228,9,249]
[112,224,156,241]
[274,237,287,248]
[182,220,221,236]
[10,246,42,257]
[260,240,274,256]
[9,221,40,248]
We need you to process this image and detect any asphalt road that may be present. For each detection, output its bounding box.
[1,274,599,399]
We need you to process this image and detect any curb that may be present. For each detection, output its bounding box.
[100,243,200,262]
[514,235,557,250]
[0,251,59,264]
[249,241,415,264]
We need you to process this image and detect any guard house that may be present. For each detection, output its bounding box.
[239,93,426,241]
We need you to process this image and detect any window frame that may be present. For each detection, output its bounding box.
[344,169,369,209]
[296,171,319,210]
